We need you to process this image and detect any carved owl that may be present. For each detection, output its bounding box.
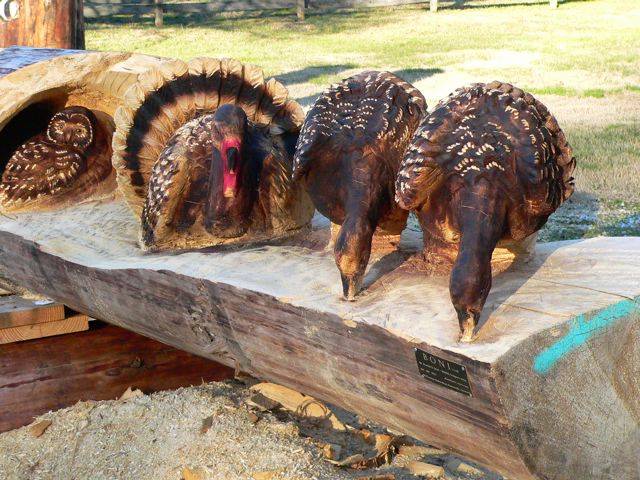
[0,106,114,212]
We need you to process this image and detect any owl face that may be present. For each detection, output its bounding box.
[46,107,96,151]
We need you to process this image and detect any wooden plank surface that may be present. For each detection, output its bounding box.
[0,296,65,329]
[0,314,88,344]
[0,321,234,432]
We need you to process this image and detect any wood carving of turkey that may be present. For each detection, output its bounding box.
[293,71,426,299]
[112,58,314,251]
[0,106,114,213]
[395,81,576,341]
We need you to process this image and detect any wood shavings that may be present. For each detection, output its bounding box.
[119,386,143,401]
[28,419,51,438]
[406,461,445,478]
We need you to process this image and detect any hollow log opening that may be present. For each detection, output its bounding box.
[0,92,69,173]
[0,87,117,213]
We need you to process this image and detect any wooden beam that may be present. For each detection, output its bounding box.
[0,321,234,432]
[0,314,88,344]
[1,50,639,480]
[0,46,81,78]
[0,296,65,329]
[0,0,84,49]
[0,195,639,479]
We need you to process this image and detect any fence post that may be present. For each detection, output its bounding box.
[297,0,305,21]
[550,0,558,7]
[154,0,163,27]
[429,0,438,12]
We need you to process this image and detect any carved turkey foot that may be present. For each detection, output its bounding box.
[340,272,362,301]
[455,308,479,343]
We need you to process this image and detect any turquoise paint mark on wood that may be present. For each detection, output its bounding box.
[533,297,639,375]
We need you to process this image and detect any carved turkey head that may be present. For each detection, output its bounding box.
[203,104,258,238]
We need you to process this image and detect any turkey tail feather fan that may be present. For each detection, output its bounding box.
[112,57,312,251]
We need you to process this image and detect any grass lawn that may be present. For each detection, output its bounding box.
[86,0,640,240]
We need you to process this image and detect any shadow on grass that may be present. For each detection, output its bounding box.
[85,2,415,32]
[392,67,444,83]
[290,67,445,107]
[440,0,592,11]
[274,64,357,84]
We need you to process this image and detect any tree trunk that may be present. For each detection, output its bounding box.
[0,0,85,49]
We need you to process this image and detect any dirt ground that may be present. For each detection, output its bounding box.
[0,380,501,480]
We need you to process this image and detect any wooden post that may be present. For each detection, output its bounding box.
[297,0,305,21]
[0,0,85,49]
[430,0,438,12]
[154,0,163,27]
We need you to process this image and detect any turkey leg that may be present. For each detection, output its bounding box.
[450,179,507,342]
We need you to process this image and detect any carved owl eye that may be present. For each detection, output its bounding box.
[46,119,67,143]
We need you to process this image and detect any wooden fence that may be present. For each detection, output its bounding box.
[84,0,561,24]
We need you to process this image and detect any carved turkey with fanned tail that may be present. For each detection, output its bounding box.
[112,58,314,251]
[0,106,114,213]
[293,71,426,299]
[395,81,576,342]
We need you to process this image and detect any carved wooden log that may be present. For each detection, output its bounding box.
[0,0,85,49]
[0,49,639,480]
[0,48,181,212]
[0,199,639,480]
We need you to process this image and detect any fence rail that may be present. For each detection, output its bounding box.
[84,0,561,22]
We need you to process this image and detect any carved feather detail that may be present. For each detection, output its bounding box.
[293,70,427,180]
[112,57,304,217]
[0,138,85,204]
[395,81,576,214]
[0,106,113,212]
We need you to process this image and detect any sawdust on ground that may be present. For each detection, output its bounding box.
[0,380,501,480]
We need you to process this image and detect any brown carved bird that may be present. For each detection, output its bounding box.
[0,106,113,212]
[395,81,576,341]
[293,71,426,299]
[112,58,314,251]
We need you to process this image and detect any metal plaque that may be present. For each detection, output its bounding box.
[415,348,473,397]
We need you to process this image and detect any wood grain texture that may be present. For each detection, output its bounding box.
[0,200,639,479]
[0,314,88,344]
[0,225,529,478]
[0,321,234,432]
[0,296,65,329]
[0,0,85,49]
[0,49,638,480]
